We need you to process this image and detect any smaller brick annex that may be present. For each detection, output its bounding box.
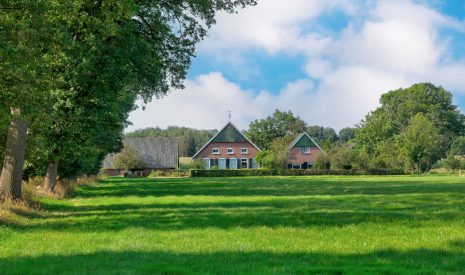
[287,132,325,169]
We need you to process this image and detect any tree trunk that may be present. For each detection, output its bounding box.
[0,108,27,200]
[44,161,58,192]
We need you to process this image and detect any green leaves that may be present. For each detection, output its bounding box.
[397,113,445,172]
[246,110,306,150]
[355,83,463,172]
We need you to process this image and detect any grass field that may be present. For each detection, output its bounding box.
[1,175,465,274]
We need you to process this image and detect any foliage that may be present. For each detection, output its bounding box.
[355,83,465,171]
[113,146,146,171]
[433,155,465,171]
[313,153,331,169]
[449,136,465,156]
[327,144,356,170]
[338,127,356,143]
[256,151,275,169]
[192,160,205,170]
[269,136,295,170]
[397,113,445,173]
[191,168,405,177]
[366,140,404,170]
[179,157,193,170]
[148,170,165,177]
[246,110,306,149]
[306,125,338,146]
[0,0,256,200]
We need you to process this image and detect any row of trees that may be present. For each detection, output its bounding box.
[0,0,256,200]
[126,111,354,157]
[245,109,355,150]
[253,83,465,173]
[352,83,465,172]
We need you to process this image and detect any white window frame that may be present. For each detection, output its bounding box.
[301,147,311,154]
[240,148,248,154]
[212,148,220,155]
[241,158,249,169]
[218,158,226,170]
[229,158,238,169]
[292,163,301,169]
[227,148,234,154]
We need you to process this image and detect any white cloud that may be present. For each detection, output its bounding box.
[127,73,267,131]
[127,0,465,133]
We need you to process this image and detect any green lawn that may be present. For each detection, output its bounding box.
[1,175,465,274]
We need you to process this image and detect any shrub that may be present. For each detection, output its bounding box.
[192,160,205,169]
[179,162,192,170]
[313,154,330,169]
[148,170,165,177]
[190,168,405,177]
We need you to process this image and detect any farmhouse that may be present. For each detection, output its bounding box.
[192,122,261,169]
[102,137,178,176]
[287,132,325,169]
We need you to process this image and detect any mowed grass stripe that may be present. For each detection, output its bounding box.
[1,175,465,274]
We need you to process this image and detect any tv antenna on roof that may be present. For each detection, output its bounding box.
[228,110,233,121]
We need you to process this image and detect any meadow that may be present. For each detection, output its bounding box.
[1,175,465,274]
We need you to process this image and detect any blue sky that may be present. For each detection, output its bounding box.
[128,0,465,132]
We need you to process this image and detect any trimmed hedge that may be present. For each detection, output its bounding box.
[190,168,406,177]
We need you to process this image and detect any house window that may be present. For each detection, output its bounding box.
[301,147,311,154]
[292,163,301,169]
[227,148,234,154]
[212,148,220,154]
[241,158,248,169]
[241,148,248,154]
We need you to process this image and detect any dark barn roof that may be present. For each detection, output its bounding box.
[102,137,178,169]
[192,122,261,158]
[211,123,248,143]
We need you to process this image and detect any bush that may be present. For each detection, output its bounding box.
[192,160,205,169]
[179,162,192,170]
[313,154,330,169]
[190,168,405,177]
[148,170,165,177]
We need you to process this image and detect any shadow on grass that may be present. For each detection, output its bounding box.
[4,176,465,232]
[14,192,465,232]
[2,245,465,274]
[74,176,465,198]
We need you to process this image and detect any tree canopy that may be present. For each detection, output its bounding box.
[246,110,306,150]
[0,0,256,200]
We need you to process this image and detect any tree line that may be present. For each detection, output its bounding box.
[253,83,465,173]
[0,0,256,201]
[126,110,354,157]
[129,81,465,174]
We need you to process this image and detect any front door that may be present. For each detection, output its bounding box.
[218,158,226,170]
[203,158,211,170]
[230,158,237,169]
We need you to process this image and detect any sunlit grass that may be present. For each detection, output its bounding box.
[1,175,465,274]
